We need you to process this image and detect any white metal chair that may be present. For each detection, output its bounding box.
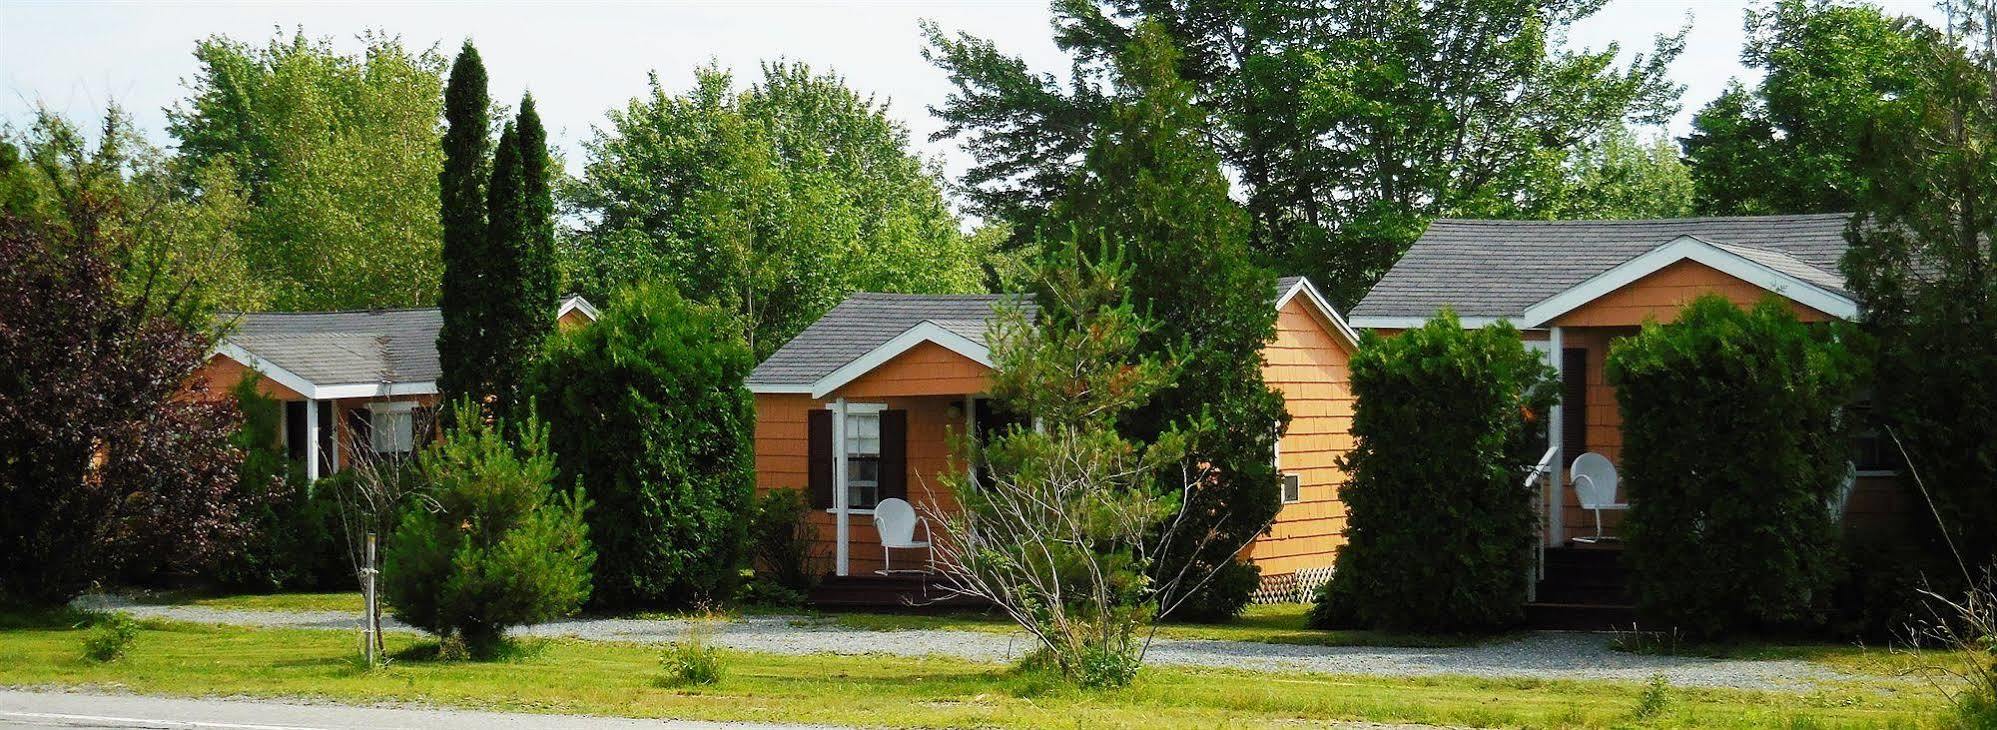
[871,498,933,574]
[1570,452,1628,544]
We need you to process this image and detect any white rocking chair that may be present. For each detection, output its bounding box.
[871,498,933,575]
[1570,452,1628,544]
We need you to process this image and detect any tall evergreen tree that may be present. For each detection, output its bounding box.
[437,40,492,405]
[483,120,528,409]
[1045,24,1285,621]
[515,94,557,315]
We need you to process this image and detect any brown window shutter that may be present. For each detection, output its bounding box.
[346,407,374,463]
[1561,348,1588,459]
[808,409,833,509]
[879,409,908,502]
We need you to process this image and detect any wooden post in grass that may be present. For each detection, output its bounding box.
[363,532,379,666]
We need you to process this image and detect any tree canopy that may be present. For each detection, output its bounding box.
[924,0,1685,305]
[168,30,447,310]
[1682,0,1931,215]
[565,62,983,358]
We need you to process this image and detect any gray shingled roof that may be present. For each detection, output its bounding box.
[747,293,1031,388]
[222,308,443,386]
[752,278,1322,389]
[1349,213,1853,321]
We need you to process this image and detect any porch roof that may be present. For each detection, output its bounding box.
[1349,213,1853,327]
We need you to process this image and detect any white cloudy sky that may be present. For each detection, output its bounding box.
[1,0,1945,188]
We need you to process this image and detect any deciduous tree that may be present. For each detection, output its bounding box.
[566,63,981,358]
[923,0,1685,305]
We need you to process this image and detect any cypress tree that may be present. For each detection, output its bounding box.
[1044,23,1284,621]
[483,120,527,410]
[514,93,557,316]
[437,40,492,405]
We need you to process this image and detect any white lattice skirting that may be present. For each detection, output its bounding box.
[1250,564,1337,604]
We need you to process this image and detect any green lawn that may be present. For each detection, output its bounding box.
[0,612,1950,729]
[132,590,364,613]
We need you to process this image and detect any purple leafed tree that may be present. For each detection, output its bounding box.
[0,214,256,605]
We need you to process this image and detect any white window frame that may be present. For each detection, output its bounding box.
[825,402,888,516]
[369,401,418,455]
[1275,426,1300,505]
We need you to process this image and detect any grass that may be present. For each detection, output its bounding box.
[0,610,1950,729]
[131,590,364,613]
[825,603,1490,648]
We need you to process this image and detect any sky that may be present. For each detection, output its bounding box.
[0,0,1947,190]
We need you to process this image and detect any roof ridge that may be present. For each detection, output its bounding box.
[1427,213,1852,226]
[219,306,441,317]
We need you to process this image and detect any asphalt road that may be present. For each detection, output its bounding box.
[0,690,845,730]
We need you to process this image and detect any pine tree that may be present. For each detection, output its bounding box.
[1044,23,1284,621]
[437,40,492,405]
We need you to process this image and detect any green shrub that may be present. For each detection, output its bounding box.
[529,283,754,610]
[1168,559,1259,623]
[211,375,348,591]
[80,612,137,662]
[1310,312,1556,633]
[747,489,821,594]
[1607,295,1858,639]
[381,400,595,659]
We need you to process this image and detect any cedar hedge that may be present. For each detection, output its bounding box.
[1310,312,1557,632]
[1607,295,1859,639]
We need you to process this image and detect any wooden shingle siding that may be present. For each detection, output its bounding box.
[1245,297,1357,578]
[835,342,992,398]
[1553,260,1834,328]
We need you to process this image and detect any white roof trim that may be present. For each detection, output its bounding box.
[1347,314,1516,330]
[557,295,600,322]
[1274,277,1363,348]
[1519,235,1859,328]
[212,341,439,401]
[804,321,991,399]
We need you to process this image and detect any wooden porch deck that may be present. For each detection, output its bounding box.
[808,573,989,610]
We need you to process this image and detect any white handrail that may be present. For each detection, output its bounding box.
[1524,444,1560,594]
[1525,445,1559,487]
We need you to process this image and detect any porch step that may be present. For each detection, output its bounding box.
[808,574,987,610]
[1529,545,1634,629]
[1524,602,1638,631]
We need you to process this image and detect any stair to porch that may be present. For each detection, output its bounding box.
[808,573,988,610]
[1525,545,1636,631]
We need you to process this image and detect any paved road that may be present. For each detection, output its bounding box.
[0,689,842,730]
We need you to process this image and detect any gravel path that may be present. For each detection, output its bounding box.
[75,596,1881,693]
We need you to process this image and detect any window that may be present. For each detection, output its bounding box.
[371,403,416,455]
[846,410,882,509]
[1281,473,1302,504]
[1847,401,1903,474]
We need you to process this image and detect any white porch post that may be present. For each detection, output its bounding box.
[1546,326,1566,547]
[832,397,850,577]
[964,396,977,486]
[303,398,321,482]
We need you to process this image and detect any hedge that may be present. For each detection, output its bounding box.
[1606,295,1859,638]
[1310,312,1557,632]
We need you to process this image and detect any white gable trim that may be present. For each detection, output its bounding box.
[806,321,991,399]
[212,341,439,400]
[1274,277,1363,348]
[557,295,600,322]
[1519,236,1859,328]
[1347,314,1516,330]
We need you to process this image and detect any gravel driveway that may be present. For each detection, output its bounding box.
[75,596,1881,693]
